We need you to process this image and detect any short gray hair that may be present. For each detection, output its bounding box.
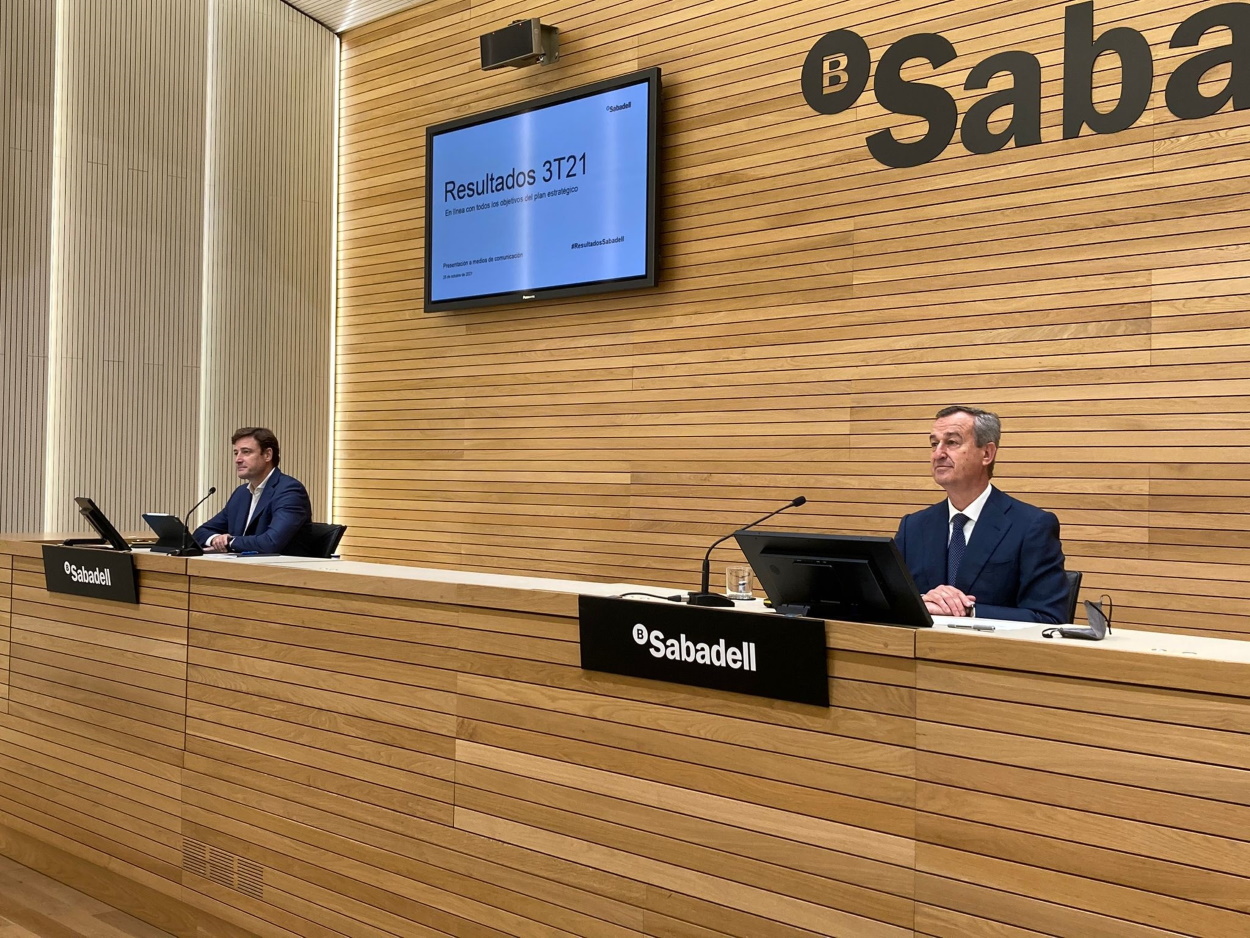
[935,405,1001,447]
[935,406,1001,476]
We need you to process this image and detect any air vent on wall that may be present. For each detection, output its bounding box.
[182,839,265,900]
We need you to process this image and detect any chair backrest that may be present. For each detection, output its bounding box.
[285,521,347,558]
[1064,569,1083,624]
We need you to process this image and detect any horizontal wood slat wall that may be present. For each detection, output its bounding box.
[337,0,1250,638]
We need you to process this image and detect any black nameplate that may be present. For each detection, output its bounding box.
[42,545,139,604]
[579,596,829,707]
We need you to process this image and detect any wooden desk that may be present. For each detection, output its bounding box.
[0,537,1245,937]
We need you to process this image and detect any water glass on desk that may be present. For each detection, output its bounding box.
[725,564,753,600]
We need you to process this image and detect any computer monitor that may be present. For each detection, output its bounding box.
[70,496,131,551]
[735,530,933,628]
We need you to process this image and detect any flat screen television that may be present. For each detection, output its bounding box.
[424,68,660,312]
[735,531,933,628]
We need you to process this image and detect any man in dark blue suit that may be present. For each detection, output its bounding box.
[894,406,1068,623]
[193,427,311,554]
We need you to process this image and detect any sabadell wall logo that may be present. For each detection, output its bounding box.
[801,0,1249,167]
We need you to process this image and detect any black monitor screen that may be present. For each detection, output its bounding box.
[73,496,131,551]
[735,531,932,628]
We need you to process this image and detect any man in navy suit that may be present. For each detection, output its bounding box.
[193,427,311,554]
[894,406,1068,623]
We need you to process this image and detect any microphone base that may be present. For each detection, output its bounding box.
[151,545,203,557]
[687,592,736,608]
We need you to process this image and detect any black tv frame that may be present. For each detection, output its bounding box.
[735,531,933,628]
[423,67,661,312]
[68,496,132,551]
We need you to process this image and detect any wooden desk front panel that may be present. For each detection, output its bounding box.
[2,543,1248,938]
[0,553,10,707]
[0,555,189,898]
[184,575,918,938]
[915,634,1250,937]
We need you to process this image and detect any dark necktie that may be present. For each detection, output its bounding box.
[947,513,969,585]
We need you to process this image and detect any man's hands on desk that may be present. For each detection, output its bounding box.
[923,584,975,617]
[204,534,231,553]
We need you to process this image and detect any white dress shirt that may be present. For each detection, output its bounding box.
[947,483,994,544]
[244,468,276,532]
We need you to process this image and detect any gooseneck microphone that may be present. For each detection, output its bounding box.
[175,486,217,557]
[687,496,807,607]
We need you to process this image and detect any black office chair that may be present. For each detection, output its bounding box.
[1064,570,1083,624]
[285,521,347,558]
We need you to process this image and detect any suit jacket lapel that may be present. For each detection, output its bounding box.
[957,488,1010,590]
[920,503,951,590]
[228,487,249,535]
[246,469,281,534]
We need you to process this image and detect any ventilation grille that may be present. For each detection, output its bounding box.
[182,839,264,900]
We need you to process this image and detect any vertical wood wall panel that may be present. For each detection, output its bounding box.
[43,0,207,533]
[337,0,1250,638]
[0,0,53,534]
[199,0,336,521]
[6,0,334,536]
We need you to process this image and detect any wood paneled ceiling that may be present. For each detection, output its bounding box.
[283,0,424,33]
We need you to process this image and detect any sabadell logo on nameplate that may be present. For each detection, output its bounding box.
[578,595,829,706]
[42,545,139,604]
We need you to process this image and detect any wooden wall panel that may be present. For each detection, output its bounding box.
[0,0,52,534]
[198,0,337,520]
[6,0,335,536]
[337,0,1250,638]
[42,0,207,533]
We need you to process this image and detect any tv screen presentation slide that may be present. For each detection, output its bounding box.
[427,74,654,308]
